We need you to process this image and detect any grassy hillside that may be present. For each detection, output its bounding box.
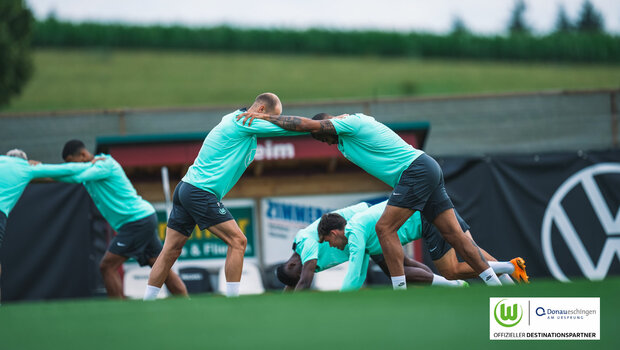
[3,49,620,113]
[0,278,618,350]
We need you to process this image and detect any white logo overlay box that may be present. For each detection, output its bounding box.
[490,297,600,340]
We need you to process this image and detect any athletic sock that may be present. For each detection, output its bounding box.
[391,275,407,290]
[479,267,502,286]
[143,285,161,301]
[488,261,515,274]
[226,282,241,297]
[498,274,515,285]
[431,274,463,287]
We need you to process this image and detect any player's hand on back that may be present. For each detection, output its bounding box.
[236,112,270,126]
[28,160,42,166]
[91,157,106,164]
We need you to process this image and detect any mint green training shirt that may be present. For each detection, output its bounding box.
[55,155,155,230]
[182,109,303,200]
[330,113,424,187]
[0,155,91,216]
[341,200,424,291]
[294,202,369,272]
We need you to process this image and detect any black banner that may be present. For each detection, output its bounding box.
[0,183,108,301]
[428,149,620,281]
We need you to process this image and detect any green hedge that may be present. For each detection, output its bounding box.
[32,19,620,63]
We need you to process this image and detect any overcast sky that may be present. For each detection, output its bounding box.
[25,0,620,35]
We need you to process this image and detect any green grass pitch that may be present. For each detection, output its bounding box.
[1,278,618,349]
[4,49,620,112]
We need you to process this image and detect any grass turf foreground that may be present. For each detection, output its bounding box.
[0,278,618,350]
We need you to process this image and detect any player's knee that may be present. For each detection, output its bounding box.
[99,259,115,273]
[375,221,391,237]
[230,233,247,250]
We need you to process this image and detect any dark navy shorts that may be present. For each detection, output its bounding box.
[167,181,234,237]
[421,209,470,261]
[387,153,454,223]
[108,213,162,266]
[0,210,6,256]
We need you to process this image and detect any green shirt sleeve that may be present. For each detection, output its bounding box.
[28,162,92,179]
[341,229,370,291]
[54,160,113,183]
[330,114,362,136]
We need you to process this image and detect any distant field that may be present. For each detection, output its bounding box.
[3,49,620,113]
[0,278,618,350]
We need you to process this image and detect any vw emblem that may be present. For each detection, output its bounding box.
[542,163,620,282]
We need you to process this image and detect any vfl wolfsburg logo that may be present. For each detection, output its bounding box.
[494,299,523,327]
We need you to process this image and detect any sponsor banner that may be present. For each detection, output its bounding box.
[153,199,257,260]
[435,150,620,281]
[260,192,389,266]
[490,297,600,340]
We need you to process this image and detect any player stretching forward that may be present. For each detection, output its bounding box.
[278,201,528,291]
[318,201,529,291]
[57,140,188,299]
[144,93,301,299]
[239,111,505,289]
[0,149,94,302]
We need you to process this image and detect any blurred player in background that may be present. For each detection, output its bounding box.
[144,92,303,300]
[0,149,94,302]
[238,111,502,289]
[57,140,188,299]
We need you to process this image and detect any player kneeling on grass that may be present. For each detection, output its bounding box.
[278,200,528,291]
[55,140,188,299]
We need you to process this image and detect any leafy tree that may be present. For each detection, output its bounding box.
[508,0,530,35]
[576,0,604,33]
[554,5,574,33]
[0,0,34,107]
[450,16,468,36]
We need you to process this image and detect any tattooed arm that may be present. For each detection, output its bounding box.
[237,112,337,135]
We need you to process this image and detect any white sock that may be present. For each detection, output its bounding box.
[489,261,515,274]
[143,285,161,301]
[391,275,407,290]
[498,274,515,285]
[431,274,463,287]
[226,282,241,297]
[479,267,502,286]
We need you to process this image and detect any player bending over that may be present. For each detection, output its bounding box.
[238,111,501,289]
[144,93,303,300]
[0,149,95,302]
[56,140,188,299]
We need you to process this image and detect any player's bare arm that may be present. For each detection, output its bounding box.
[295,259,318,291]
[237,112,337,135]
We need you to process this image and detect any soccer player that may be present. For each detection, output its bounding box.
[318,201,529,291]
[144,93,302,300]
[280,202,369,291]
[0,149,94,302]
[238,111,502,289]
[279,200,527,292]
[56,140,188,299]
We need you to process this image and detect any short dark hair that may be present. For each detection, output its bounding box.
[317,212,347,242]
[276,263,299,287]
[254,92,280,114]
[312,113,331,120]
[62,139,86,160]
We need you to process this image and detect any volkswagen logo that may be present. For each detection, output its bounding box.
[542,163,620,282]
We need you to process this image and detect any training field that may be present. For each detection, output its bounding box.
[1,278,618,349]
[4,49,620,112]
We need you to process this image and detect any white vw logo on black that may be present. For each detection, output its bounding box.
[542,163,620,282]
